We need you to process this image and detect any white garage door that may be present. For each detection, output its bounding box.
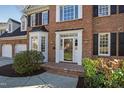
[2,44,12,58]
[15,44,27,53]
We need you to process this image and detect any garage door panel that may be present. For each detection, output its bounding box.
[2,44,12,58]
[15,44,27,53]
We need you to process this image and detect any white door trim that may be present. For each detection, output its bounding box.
[55,29,83,65]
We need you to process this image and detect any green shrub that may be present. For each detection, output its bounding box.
[83,58,105,87]
[83,58,97,77]
[82,58,124,88]
[13,50,44,75]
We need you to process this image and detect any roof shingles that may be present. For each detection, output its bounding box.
[0,27,27,38]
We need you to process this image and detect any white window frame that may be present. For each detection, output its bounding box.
[98,5,111,17]
[21,17,27,31]
[59,5,82,22]
[42,11,48,25]
[31,14,36,27]
[98,33,111,56]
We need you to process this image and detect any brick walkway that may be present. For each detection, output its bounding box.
[42,62,84,77]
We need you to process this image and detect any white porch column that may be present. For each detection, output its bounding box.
[55,33,60,63]
[77,31,83,65]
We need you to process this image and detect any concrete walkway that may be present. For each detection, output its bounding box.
[0,57,78,88]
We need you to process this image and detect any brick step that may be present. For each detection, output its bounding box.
[42,63,83,77]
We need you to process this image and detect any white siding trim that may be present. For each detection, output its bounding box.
[56,5,60,22]
[78,5,83,19]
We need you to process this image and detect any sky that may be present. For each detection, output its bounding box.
[0,5,23,22]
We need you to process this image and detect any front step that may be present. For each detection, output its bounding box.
[42,63,84,77]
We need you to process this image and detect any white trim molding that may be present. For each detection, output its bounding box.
[55,29,83,65]
[0,35,27,40]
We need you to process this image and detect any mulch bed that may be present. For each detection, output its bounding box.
[76,76,85,88]
[0,64,46,77]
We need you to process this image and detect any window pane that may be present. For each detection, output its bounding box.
[9,24,11,31]
[31,14,35,26]
[99,33,109,55]
[42,11,48,25]
[98,5,109,16]
[64,5,74,21]
[31,37,38,50]
[75,5,78,19]
[41,36,45,52]
[60,6,63,21]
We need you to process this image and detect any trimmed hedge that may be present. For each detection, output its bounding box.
[13,50,45,75]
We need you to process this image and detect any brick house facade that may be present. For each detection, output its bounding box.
[0,5,124,65]
[0,18,27,57]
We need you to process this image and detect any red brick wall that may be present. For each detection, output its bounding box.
[93,12,124,57]
[27,5,124,62]
[47,5,93,62]
[0,39,28,57]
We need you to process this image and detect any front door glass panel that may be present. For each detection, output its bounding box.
[64,39,73,61]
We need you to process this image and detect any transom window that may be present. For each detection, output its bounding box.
[31,14,35,27]
[41,36,45,52]
[98,5,110,16]
[60,33,78,37]
[98,33,110,56]
[31,36,38,50]
[60,5,79,21]
[42,11,48,25]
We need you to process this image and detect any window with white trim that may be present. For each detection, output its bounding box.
[98,33,110,56]
[42,11,48,25]
[59,5,79,21]
[31,14,35,27]
[98,5,110,17]
[41,36,45,52]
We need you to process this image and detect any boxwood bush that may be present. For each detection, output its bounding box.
[13,50,45,75]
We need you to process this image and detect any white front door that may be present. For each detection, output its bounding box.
[2,44,12,58]
[56,30,83,65]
